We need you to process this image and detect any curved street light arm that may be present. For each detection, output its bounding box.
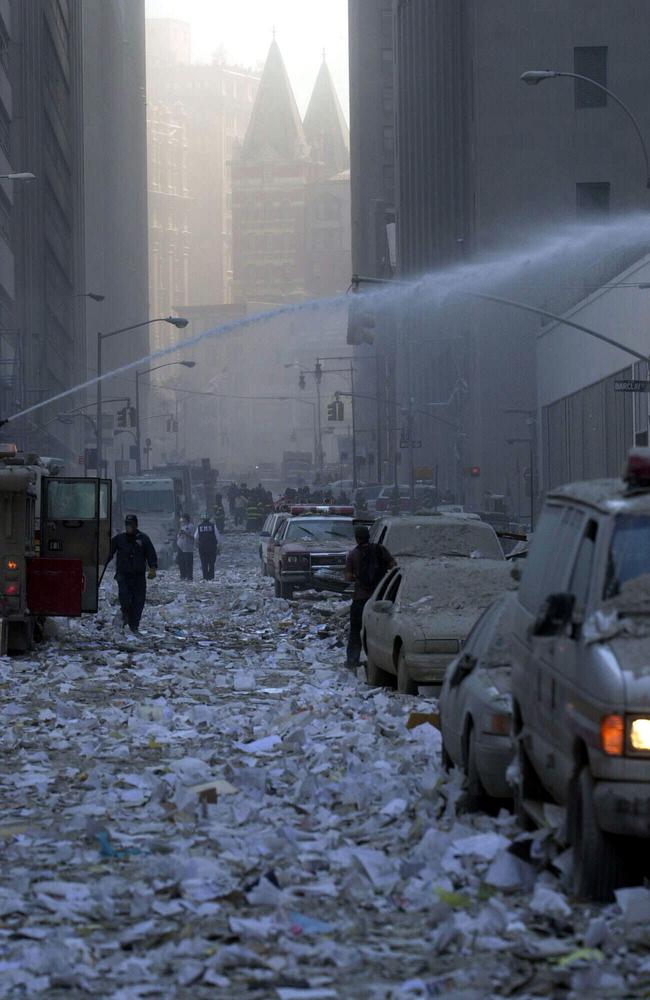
[522,70,650,188]
[467,291,649,364]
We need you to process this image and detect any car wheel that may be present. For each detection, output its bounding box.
[464,726,488,811]
[279,579,294,599]
[441,739,454,773]
[571,767,628,902]
[366,655,394,687]
[513,737,538,832]
[396,647,418,695]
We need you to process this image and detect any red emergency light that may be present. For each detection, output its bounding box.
[624,448,650,489]
[289,505,354,516]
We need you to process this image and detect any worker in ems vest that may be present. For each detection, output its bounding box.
[194,512,220,581]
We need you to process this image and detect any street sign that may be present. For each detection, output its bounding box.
[400,440,422,449]
[415,466,433,479]
[614,380,650,393]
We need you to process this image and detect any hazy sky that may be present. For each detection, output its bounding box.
[145,0,350,117]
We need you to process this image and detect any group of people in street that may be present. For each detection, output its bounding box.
[227,483,274,530]
[277,486,352,508]
[106,506,223,637]
[176,512,221,581]
[106,489,395,662]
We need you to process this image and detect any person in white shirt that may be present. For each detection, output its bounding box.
[176,514,195,580]
[194,512,220,580]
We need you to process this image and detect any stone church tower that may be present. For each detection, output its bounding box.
[232,40,350,306]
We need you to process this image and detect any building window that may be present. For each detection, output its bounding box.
[576,181,610,216]
[574,47,607,108]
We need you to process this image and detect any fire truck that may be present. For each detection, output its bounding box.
[0,444,111,653]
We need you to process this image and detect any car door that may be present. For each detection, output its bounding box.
[364,568,399,666]
[547,514,600,798]
[441,605,496,764]
[517,505,584,796]
[271,519,288,578]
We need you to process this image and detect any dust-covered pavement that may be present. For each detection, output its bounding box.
[0,535,649,998]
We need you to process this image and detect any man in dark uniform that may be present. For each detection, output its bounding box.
[106,514,158,633]
[344,524,395,669]
[195,512,220,581]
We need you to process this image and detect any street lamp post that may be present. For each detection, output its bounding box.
[96,316,189,475]
[134,360,195,474]
[520,70,650,188]
[507,437,536,530]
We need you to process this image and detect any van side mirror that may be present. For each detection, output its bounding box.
[449,652,477,687]
[510,565,522,582]
[532,593,576,637]
[373,600,394,614]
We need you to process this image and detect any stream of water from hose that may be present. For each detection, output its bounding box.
[8,212,650,426]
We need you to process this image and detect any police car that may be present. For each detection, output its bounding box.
[270,506,356,598]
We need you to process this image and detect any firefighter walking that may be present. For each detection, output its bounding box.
[106,514,158,634]
[195,512,220,581]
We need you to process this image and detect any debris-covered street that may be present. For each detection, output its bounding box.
[0,535,649,999]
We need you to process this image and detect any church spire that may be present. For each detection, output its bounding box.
[303,58,350,177]
[242,39,307,161]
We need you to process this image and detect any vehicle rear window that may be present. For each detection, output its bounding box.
[284,519,355,542]
[386,521,503,560]
[605,515,650,597]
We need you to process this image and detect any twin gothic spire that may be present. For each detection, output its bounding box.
[241,38,349,177]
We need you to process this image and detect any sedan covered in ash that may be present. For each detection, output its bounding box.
[439,593,516,808]
[362,557,515,693]
[370,514,504,561]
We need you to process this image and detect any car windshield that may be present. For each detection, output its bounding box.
[605,514,650,597]
[284,519,355,542]
[379,486,410,498]
[122,489,176,515]
[355,485,383,501]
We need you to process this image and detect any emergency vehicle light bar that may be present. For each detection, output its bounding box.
[290,505,354,516]
[624,448,650,490]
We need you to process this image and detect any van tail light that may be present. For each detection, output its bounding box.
[4,583,19,596]
[601,714,625,756]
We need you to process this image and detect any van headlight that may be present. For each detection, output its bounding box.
[630,718,650,751]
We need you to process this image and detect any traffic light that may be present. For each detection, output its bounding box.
[327,399,344,421]
[299,373,306,390]
[117,407,127,428]
[467,465,481,478]
[128,407,137,427]
[314,361,323,385]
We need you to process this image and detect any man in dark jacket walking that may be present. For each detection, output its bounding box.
[194,512,220,580]
[106,514,158,633]
[344,524,395,669]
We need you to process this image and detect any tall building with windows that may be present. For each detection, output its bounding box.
[10,0,87,461]
[349,0,650,505]
[146,21,260,309]
[6,1,149,468]
[147,98,190,349]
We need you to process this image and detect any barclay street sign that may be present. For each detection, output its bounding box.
[614,380,650,393]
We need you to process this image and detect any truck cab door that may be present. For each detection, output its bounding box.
[98,479,113,570]
[40,478,106,613]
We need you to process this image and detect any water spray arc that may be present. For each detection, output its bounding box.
[5,216,650,501]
